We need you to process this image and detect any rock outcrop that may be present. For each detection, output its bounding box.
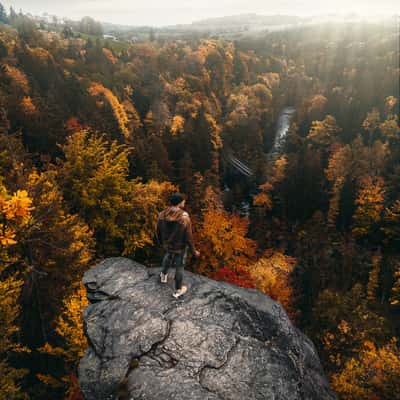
[78,257,337,400]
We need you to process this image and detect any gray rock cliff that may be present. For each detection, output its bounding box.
[78,257,337,400]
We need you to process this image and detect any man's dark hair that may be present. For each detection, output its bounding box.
[170,192,184,206]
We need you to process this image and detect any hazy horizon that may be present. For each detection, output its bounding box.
[2,0,399,26]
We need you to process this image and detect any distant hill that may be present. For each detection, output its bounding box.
[169,13,305,32]
[192,14,302,27]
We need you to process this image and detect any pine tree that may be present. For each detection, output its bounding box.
[0,2,8,24]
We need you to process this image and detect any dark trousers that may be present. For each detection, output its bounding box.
[161,249,187,290]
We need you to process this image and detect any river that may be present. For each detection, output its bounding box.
[268,106,296,159]
[223,106,296,216]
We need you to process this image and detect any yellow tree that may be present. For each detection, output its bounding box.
[0,126,94,398]
[253,155,288,213]
[0,276,29,400]
[306,115,341,147]
[38,283,88,398]
[0,182,33,400]
[310,284,390,373]
[331,339,400,400]
[22,169,94,322]
[57,130,175,256]
[224,83,272,163]
[0,187,33,246]
[247,250,297,319]
[382,201,400,306]
[324,144,352,227]
[252,156,287,244]
[352,176,385,238]
[379,115,400,141]
[170,115,185,136]
[0,170,93,400]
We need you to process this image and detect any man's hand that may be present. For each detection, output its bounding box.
[194,250,200,258]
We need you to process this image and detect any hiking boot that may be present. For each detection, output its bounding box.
[160,272,168,283]
[173,285,187,298]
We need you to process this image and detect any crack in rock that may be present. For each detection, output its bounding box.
[198,337,240,398]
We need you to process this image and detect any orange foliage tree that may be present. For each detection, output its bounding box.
[88,82,131,138]
[3,64,30,94]
[195,187,256,283]
[20,96,37,115]
[306,94,328,115]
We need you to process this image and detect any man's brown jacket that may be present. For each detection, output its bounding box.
[156,206,196,254]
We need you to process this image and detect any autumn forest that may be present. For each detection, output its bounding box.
[0,5,399,400]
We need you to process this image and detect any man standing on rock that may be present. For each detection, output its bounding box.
[157,192,200,298]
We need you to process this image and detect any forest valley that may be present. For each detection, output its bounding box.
[0,6,399,400]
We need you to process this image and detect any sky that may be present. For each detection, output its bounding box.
[2,0,399,26]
